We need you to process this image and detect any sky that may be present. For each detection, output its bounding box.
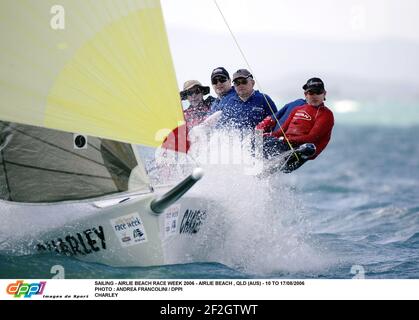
[161,0,419,103]
[162,0,419,41]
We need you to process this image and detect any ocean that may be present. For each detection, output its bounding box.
[1,101,418,279]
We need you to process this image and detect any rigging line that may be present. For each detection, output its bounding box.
[212,0,299,161]
[278,151,294,173]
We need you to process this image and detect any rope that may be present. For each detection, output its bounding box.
[213,0,299,161]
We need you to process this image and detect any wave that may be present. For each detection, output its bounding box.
[402,232,419,247]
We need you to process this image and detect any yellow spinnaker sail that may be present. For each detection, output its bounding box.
[0,0,184,146]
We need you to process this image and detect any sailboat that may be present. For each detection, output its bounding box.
[0,0,218,267]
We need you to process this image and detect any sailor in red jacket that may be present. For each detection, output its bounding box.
[255,78,334,172]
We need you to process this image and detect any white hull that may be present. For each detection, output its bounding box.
[0,188,221,267]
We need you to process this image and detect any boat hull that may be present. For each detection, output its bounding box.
[0,189,219,267]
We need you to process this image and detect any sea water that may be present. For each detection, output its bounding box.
[0,101,418,279]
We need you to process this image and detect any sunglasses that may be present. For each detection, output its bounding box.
[233,77,250,86]
[305,89,324,95]
[186,87,202,96]
[211,76,228,85]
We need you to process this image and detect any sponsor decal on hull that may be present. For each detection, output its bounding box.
[110,212,148,247]
[164,204,181,237]
[36,226,106,256]
[179,209,207,234]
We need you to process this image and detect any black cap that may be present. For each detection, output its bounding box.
[303,77,325,91]
[211,67,230,80]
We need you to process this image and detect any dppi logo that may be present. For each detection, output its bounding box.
[6,280,46,298]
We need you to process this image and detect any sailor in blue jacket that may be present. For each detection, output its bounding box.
[209,67,236,112]
[215,69,278,130]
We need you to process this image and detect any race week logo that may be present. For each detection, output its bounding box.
[6,280,46,298]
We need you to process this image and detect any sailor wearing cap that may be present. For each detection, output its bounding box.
[256,77,334,173]
[180,80,215,130]
[209,67,236,113]
[214,68,278,130]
